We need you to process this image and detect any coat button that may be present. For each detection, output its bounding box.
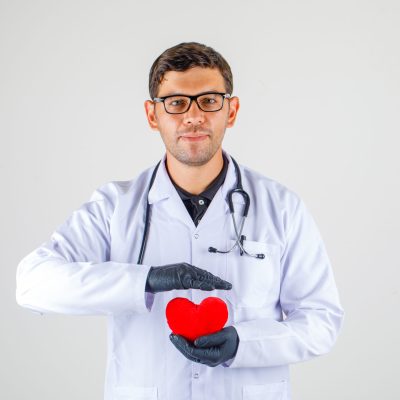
[194,233,199,239]
[193,372,199,379]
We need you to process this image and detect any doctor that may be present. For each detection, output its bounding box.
[16,42,344,400]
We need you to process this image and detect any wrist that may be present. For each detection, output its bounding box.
[145,267,155,293]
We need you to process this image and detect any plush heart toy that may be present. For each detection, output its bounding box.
[166,297,228,342]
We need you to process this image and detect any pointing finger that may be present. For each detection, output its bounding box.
[195,268,232,290]
[213,278,232,290]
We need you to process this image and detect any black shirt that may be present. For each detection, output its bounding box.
[168,153,229,227]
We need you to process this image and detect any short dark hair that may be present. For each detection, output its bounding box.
[148,42,233,99]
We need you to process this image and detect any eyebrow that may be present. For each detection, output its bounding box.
[158,89,223,97]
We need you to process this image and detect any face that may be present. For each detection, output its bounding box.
[144,67,240,167]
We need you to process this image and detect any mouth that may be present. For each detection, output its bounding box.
[180,134,209,142]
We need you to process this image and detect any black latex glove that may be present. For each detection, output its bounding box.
[145,262,232,293]
[169,326,239,367]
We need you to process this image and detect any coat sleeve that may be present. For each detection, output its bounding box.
[16,182,155,316]
[227,198,345,368]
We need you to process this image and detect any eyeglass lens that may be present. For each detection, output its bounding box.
[164,93,224,113]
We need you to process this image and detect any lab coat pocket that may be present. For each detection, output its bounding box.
[226,240,279,308]
[243,381,286,400]
[114,385,158,400]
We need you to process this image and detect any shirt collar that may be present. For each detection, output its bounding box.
[169,152,229,202]
[147,148,245,207]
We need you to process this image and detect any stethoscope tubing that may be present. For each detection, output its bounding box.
[137,155,265,264]
[137,160,161,265]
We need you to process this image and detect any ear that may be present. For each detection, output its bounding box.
[226,96,240,128]
[144,100,159,131]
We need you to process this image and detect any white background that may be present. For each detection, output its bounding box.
[1,0,399,399]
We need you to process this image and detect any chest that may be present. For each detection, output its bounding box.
[110,192,283,321]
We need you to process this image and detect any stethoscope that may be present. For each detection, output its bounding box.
[137,155,265,264]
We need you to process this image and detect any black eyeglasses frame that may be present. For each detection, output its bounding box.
[152,91,231,114]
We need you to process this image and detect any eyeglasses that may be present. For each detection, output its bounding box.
[153,92,231,114]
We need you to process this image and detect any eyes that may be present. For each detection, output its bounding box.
[165,94,223,113]
[167,97,217,107]
[154,92,228,114]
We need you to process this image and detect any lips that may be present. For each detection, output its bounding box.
[180,134,208,141]
[181,133,208,137]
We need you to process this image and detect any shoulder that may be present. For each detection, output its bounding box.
[87,164,156,206]
[239,162,302,212]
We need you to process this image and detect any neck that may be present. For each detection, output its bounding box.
[165,149,224,195]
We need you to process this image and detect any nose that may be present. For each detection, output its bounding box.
[183,99,205,126]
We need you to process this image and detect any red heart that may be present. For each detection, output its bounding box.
[166,297,228,342]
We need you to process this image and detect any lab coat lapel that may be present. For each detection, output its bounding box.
[147,153,195,228]
[147,152,172,205]
[197,150,245,229]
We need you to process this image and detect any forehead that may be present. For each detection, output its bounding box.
[157,67,225,96]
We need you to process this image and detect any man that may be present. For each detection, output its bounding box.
[16,42,344,400]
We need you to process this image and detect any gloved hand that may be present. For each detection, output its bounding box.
[169,326,239,367]
[145,262,232,293]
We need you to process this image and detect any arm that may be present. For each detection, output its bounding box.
[227,198,345,368]
[15,183,154,316]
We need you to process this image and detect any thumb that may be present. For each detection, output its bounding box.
[195,331,226,348]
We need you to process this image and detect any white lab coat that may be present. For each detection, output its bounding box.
[16,149,344,400]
